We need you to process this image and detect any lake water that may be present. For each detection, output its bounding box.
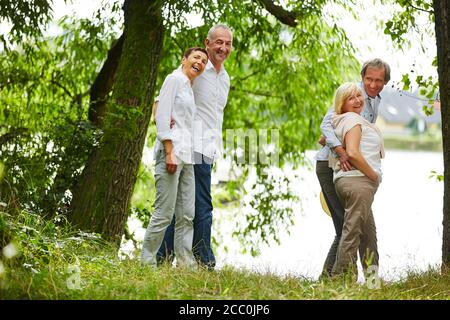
[214,149,444,282]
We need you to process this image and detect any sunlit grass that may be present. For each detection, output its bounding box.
[1,210,449,300]
[2,254,449,299]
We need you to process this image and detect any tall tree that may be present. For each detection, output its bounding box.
[433,0,450,268]
[67,0,164,244]
[385,0,449,269]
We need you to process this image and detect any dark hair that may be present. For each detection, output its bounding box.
[183,47,208,59]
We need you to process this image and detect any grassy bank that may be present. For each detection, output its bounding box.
[383,133,442,152]
[2,254,450,300]
[1,211,449,300]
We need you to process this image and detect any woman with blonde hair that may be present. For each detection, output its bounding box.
[329,82,385,278]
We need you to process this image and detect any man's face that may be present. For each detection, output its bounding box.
[205,28,233,66]
[363,66,387,98]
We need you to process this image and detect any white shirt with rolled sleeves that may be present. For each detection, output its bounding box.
[315,82,382,161]
[154,68,196,164]
[192,60,230,160]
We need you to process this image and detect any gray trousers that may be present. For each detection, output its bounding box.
[332,176,379,275]
[316,161,345,276]
[141,150,196,268]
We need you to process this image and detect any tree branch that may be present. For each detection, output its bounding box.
[234,70,262,82]
[0,127,29,148]
[406,0,434,14]
[255,0,298,27]
[231,86,284,99]
[50,79,73,98]
[89,33,125,126]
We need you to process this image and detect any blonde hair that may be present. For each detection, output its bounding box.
[334,82,364,114]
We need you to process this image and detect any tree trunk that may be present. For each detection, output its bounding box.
[89,33,125,127]
[433,0,450,269]
[40,34,125,218]
[68,0,164,245]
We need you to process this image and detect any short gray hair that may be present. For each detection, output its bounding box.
[360,58,391,83]
[207,24,233,40]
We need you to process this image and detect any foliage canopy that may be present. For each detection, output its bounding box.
[1,0,359,250]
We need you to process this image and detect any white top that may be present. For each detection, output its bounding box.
[154,68,196,164]
[192,60,230,159]
[315,83,381,161]
[330,112,384,182]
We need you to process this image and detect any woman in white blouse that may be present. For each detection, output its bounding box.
[141,47,208,268]
[329,82,385,278]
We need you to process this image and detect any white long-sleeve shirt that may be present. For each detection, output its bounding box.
[154,69,196,164]
[192,60,230,159]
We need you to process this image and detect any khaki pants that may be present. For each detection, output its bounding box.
[332,176,379,276]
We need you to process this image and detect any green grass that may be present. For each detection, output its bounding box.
[1,211,449,300]
[2,246,450,300]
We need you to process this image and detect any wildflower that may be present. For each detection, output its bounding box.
[2,243,18,259]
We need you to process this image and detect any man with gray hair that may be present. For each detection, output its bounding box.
[316,58,391,277]
[157,24,233,270]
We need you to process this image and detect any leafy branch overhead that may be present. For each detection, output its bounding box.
[0,0,359,249]
[255,0,299,26]
[384,0,434,46]
[0,0,53,47]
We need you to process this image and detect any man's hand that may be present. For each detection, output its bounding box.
[153,101,175,128]
[318,135,326,147]
[334,146,352,172]
[165,151,178,174]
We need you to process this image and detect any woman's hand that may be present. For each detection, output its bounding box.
[318,135,326,146]
[165,151,178,174]
[162,140,177,174]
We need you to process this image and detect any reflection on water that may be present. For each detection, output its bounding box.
[215,149,444,282]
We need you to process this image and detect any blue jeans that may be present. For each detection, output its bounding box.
[157,153,216,269]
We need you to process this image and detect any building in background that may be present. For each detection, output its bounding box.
[376,87,441,136]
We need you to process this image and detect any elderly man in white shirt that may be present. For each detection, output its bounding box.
[315,58,390,277]
[158,25,233,270]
